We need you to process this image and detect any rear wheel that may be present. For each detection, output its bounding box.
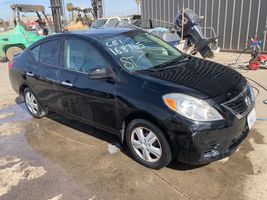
[6,46,23,61]
[125,119,172,169]
[24,88,47,118]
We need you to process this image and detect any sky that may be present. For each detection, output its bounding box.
[0,0,139,20]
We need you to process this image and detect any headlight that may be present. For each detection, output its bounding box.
[163,93,223,121]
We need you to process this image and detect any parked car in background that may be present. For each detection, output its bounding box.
[9,27,256,169]
[91,15,141,29]
[130,19,181,46]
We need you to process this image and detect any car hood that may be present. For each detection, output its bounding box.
[141,56,246,98]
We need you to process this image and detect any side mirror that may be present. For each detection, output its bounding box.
[87,67,113,79]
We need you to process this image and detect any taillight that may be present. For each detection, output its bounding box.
[8,61,14,69]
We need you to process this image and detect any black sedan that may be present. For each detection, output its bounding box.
[9,27,256,169]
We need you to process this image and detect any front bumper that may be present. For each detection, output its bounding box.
[165,108,254,165]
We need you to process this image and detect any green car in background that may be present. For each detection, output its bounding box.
[0,4,52,61]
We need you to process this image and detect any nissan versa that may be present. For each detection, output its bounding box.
[9,27,256,169]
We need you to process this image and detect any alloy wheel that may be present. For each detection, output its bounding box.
[25,91,39,115]
[130,127,162,162]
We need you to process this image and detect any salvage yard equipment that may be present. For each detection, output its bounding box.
[229,31,267,70]
[247,36,267,70]
[175,8,219,58]
[10,4,53,35]
[66,7,95,31]
[112,10,219,59]
[0,4,52,61]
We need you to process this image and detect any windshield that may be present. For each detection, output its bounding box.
[100,31,183,72]
[91,19,108,28]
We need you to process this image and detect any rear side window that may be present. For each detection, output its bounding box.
[39,40,60,66]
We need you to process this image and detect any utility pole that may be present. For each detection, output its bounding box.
[135,0,140,14]
[98,0,103,18]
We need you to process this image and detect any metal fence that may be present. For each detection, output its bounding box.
[141,0,267,52]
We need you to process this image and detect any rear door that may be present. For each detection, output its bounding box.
[58,37,117,132]
[26,38,62,109]
[24,45,41,96]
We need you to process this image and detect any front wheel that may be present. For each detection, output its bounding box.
[125,119,172,169]
[24,88,47,118]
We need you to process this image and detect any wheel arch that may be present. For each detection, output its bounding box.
[4,44,26,53]
[19,83,30,101]
[121,111,173,148]
[21,84,48,118]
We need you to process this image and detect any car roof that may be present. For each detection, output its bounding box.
[29,27,144,48]
[69,27,142,39]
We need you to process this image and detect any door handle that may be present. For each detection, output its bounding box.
[26,72,34,77]
[62,81,73,87]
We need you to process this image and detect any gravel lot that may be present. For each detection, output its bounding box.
[0,52,267,200]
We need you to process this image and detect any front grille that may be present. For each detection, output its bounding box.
[222,84,254,119]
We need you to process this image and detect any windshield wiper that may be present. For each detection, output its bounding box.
[134,55,191,73]
[137,68,158,73]
[154,55,191,71]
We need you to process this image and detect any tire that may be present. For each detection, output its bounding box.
[6,46,23,61]
[23,88,47,118]
[125,119,172,169]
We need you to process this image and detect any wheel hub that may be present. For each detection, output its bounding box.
[25,92,38,115]
[131,127,162,163]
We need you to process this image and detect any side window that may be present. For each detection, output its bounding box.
[31,45,40,62]
[39,40,60,66]
[64,38,108,73]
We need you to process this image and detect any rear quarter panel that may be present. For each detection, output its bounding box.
[9,51,28,95]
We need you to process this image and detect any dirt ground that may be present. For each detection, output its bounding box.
[0,52,267,200]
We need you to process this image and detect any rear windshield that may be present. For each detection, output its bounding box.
[100,31,182,72]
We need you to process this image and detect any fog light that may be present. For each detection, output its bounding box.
[204,142,219,156]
